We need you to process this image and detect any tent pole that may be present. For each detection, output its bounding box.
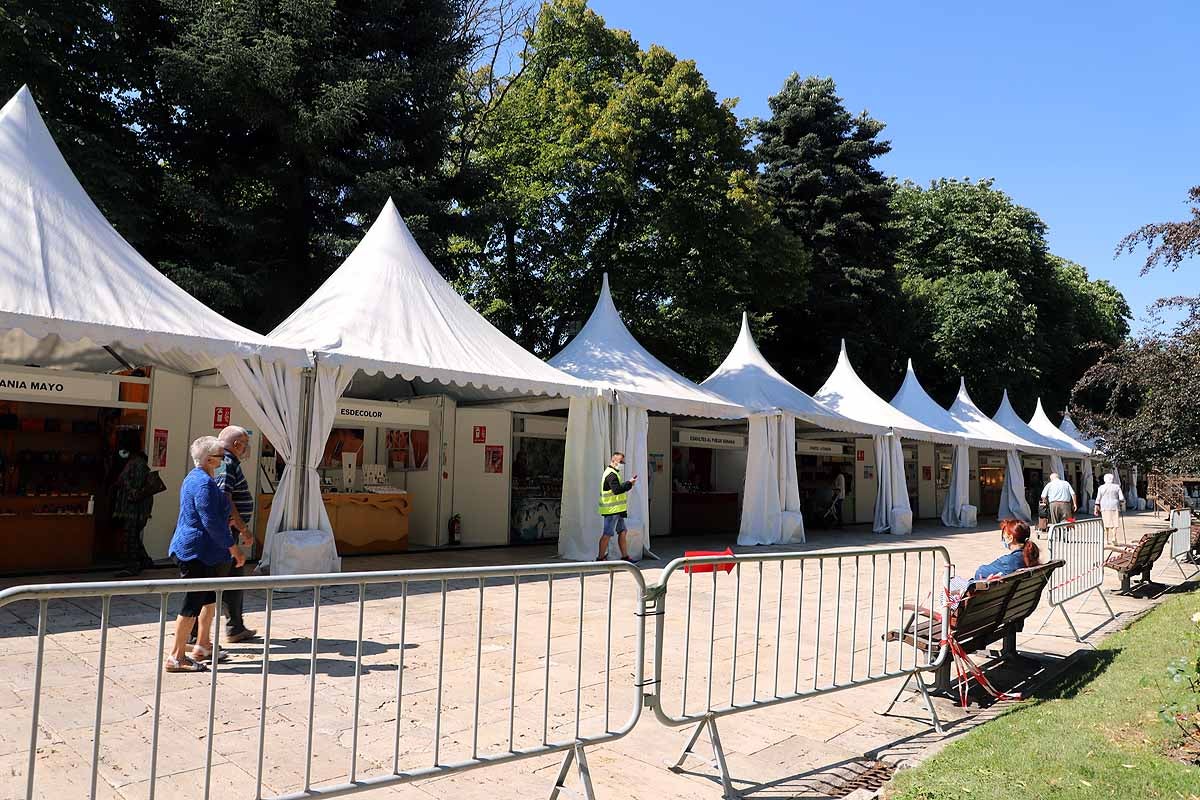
[295,365,316,530]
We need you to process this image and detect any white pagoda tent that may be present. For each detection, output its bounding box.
[815,342,961,534]
[549,274,745,560]
[1029,399,1096,508]
[702,313,884,545]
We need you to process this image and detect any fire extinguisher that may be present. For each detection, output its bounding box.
[448,513,462,546]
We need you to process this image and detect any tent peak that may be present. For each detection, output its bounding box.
[905,357,914,372]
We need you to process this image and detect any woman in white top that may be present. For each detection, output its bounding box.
[1093,474,1125,544]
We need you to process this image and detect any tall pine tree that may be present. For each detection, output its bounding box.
[754,75,901,393]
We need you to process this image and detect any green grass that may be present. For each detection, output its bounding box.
[887,589,1200,800]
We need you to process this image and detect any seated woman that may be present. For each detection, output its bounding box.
[949,519,1040,596]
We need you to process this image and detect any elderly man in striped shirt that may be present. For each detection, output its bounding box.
[213,425,258,643]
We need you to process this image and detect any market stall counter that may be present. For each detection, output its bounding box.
[255,490,410,555]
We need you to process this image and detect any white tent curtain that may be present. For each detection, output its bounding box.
[1050,454,1066,479]
[1081,458,1095,511]
[559,395,610,561]
[305,363,354,529]
[739,415,784,545]
[997,449,1032,522]
[940,443,970,527]
[778,414,805,543]
[887,435,913,535]
[610,402,649,560]
[218,356,304,537]
[873,433,912,534]
[872,434,890,533]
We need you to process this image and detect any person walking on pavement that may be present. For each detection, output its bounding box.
[831,468,846,528]
[597,451,637,561]
[191,426,258,644]
[1094,473,1126,545]
[1040,472,1077,525]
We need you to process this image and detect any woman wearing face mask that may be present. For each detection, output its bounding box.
[973,518,1040,581]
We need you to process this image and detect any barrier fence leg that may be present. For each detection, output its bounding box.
[670,714,738,799]
[1097,589,1116,623]
[879,673,943,735]
[1056,603,1083,643]
[548,743,597,800]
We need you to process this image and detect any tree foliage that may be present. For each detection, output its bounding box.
[1072,300,1200,473]
[890,178,1129,415]
[455,0,807,376]
[1117,185,1200,274]
[754,75,900,393]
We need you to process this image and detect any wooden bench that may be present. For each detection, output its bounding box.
[884,560,1064,698]
[1103,529,1173,594]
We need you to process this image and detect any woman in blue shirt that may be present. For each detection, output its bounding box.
[973,519,1040,581]
[164,436,244,673]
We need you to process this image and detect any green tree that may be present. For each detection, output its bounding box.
[754,75,899,393]
[457,0,807,376]
[890,178,1129,414]
[141,0,473,325]
[0,2,160,243]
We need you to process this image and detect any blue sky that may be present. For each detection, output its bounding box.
[590,0,1198,332]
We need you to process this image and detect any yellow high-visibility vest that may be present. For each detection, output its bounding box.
[597,465,628,516]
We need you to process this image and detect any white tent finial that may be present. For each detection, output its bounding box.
[906,357,914,372]
[959,376,966,390]
[839,338,848,357]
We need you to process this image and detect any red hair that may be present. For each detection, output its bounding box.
[1000,518,1039,568]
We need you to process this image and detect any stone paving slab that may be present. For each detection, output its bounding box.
[0,512,1193,799]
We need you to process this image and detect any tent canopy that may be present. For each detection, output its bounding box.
[946,379,1055,455]
[1029,399,1092,456]
[269,199,594,400]
[992,391,1068,455]
[0,86,308,373]
[702,313,882,434]
[549,274,745,418]
[814,342,960,444]
[1059,410,1100,453]
[889,360,976,443]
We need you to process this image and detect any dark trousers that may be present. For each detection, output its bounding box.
[189,558,247,638]
[123,521,152,570]
[833,498,844,527]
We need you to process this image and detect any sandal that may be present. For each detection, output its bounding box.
[190,645,230,663]
[165,655,207,673]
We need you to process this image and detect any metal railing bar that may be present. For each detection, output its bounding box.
[350,583,366,782]
[203,588,223,800]
[304,587,321,792]
[255,589,273,800]
[149,593,167,800]
[88,594,110,800]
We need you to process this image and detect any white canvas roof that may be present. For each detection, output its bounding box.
[269,200,594,399]
[947,380,1055,454]
[1059,410,1100,452]
[991,391,1069,455]
[702,313,883,434]
[1028,399,1093,456]
[889,361,974,443]
[0,86,309,373]
[549,274,745,418]
[814,342,960,444]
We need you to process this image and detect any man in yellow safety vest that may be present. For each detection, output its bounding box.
[597,451,638,561]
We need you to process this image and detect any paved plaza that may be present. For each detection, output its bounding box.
[0,512,1192,800]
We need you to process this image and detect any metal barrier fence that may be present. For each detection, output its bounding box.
[1169,510,1194,570]
[1044,519,1114,641]
[644,546,952,797]
[0,562,647,800]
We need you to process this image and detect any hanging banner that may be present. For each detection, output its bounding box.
[676,428,745,449]
[796,440,847,456]
[0,369,117,404]
[336,400,429,427]
[484,444,504,473]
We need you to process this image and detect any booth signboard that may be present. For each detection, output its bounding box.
[676,429,745,450]
[1022,457,1044,469]
[796,440,847,456]
[0,369,117,405]
[336,400,430,428]
[984,456,1005,467]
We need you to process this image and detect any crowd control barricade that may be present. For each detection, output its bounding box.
[1169,510,1196,578]
[1044,519,1115,641]
[0,561,646,800]
[643,546,952,798]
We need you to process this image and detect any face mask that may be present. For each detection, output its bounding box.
[117,449,130,459]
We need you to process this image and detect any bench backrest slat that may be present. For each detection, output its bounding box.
[951,560,1063,651]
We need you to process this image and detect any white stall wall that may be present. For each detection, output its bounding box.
[453,407,511,546]
[188,384,262,536]
[143,369,195,558]
[648,416,671,536]
[854,438,877,524]
[917,442,936,520]
[713,446,748,496]
[379,396,444,547]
